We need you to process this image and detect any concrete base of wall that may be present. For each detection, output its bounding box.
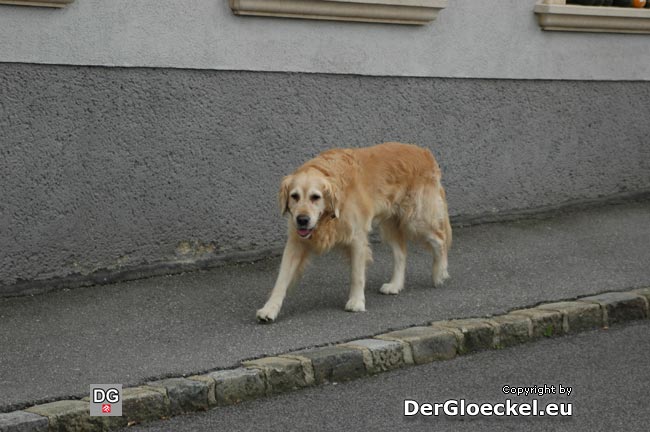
[1,63,649,296]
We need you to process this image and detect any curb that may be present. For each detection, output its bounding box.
[1,287,648,431]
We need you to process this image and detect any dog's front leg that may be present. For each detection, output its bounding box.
[256,240,310,322]
[345,238,370,312]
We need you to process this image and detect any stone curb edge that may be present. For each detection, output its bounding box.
[1,287,648,431]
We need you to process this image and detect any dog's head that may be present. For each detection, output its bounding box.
[279,170,339,239]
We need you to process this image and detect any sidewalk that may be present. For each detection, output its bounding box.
[1,200,649,412]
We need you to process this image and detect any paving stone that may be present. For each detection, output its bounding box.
[488,314,532,348]
[579,292,648,326]
[0,411,48,432]
[121,387,170,424]
[510,308,564,338]
[187,375,216,407]
[25,399,126,431]
[433,318,496,354]
[537,301,603,333]
[286,346,367,384]
[207,368,266,405]
[376,326,457,364]
[146,377,209,416]
[243,356,314,394]
[340,338,412,373]
[630,287,650,309]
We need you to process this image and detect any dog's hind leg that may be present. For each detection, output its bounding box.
[345,236,371,312]
[426,227,450,287]
[419,184,451,287]
[378,219,407,295]
[256,240,310,322]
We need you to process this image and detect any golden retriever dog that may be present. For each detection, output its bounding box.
[256,142,451,322]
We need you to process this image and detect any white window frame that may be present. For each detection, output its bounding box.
[229,0,448,25]
[0,0,73,7]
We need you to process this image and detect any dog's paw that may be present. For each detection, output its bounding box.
[256,305,279,323]
[379,282,403,295]
[433,270,450,287]
[345,297,366,312]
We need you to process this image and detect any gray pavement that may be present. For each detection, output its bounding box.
[125,320,650,432]
[1,201,650,412]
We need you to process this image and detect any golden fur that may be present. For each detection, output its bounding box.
[257,142,452,322]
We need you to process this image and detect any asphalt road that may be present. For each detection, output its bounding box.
[125,321,650,432]
[1,201,649,411]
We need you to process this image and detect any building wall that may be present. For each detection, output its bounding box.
[2,63,649,294]
[0,0,649,80]
[1,0,650,294]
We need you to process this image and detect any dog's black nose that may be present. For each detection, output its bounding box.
[296,215,310,227]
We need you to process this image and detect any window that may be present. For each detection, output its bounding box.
[535,0,650,33]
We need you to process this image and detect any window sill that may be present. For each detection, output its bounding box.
[534,0,650,34]
[0,0,73,7]
[229,0,448,25]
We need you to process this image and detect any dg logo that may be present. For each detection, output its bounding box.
[89,384,122,416]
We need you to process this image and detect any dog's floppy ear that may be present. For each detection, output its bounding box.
[323,178,340,219]
[278,175,293,216]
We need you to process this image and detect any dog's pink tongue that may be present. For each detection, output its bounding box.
[298,229,311,237]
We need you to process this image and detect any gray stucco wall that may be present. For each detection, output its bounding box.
[1,0,650,80]
[1,62,649,294]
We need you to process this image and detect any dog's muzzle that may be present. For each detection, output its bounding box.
[296,215,313,238]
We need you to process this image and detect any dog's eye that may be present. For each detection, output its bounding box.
[310,194,321,202]
[290,193,300,201]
